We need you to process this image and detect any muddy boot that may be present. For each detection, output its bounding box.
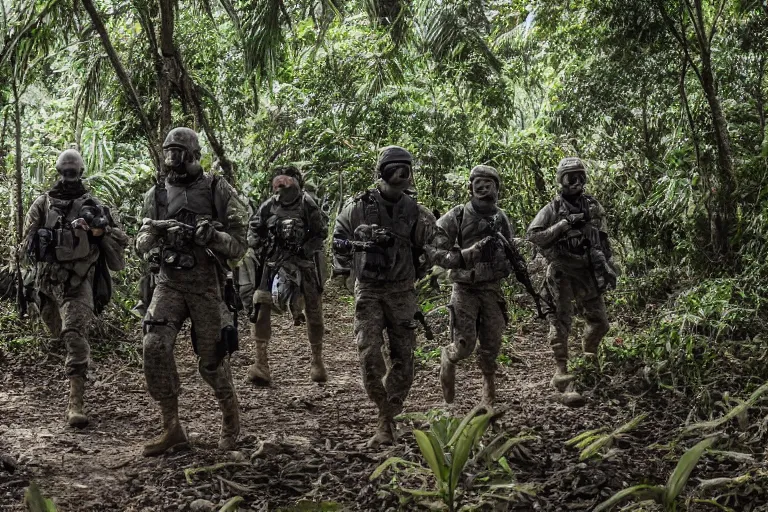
[143,398,188,457]
[560,389,586,408]
[247,340,271,386]
[309,343,327,383]
[550,360,575,392]
[66,376,89,428]
[218,394,240,451]
[367,414,395,448]
[481,373,496,407]
[439,348,456,403]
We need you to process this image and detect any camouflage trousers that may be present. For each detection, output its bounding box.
[252,271,324,346]
[445,283,508,376]
[40,281,94,378]
[143,283,235,402]
[354,281,417,418]
[544,268,609,363]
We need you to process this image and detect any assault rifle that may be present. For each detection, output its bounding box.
[492,230,554,319]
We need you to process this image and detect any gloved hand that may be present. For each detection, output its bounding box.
[194,219,216,246]
[565,213,586,228]
[460,236,494,267]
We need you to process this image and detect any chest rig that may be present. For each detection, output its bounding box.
[452,203,511,284]
[161,175,219,270]
[39,194,95,263]
[553,194,601,256]
[266,196,309,257]
[354,189,418,281]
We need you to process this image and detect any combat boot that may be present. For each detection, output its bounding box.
[66,376,89,428]
[143,398,188,457]
[309,343,327,383]
[481,373,496,407]
[218,394,240,451]
[247,340,271,386]
[367,414,395,448]
[439,348,456,403]
[550,360,575,392]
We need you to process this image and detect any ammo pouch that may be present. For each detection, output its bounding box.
[219,325,239,357]
[28,228,55,263]
[54,228,90,262]
[162,248,196,270]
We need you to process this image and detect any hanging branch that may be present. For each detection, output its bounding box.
[81,0,162,172]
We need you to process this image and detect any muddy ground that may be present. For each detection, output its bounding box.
[1,288,766,511]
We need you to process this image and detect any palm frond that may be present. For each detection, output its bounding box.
[241,0,287,84]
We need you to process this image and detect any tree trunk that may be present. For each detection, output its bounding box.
[81,0,162,172]
[699,42,736,259]
[12,74,26,317]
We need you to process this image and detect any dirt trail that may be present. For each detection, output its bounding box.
[0,290,743,511]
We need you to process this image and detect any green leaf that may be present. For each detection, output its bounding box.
[593,484,663,512]
[663,437,717,507]
[370,457,424,480]
[218,496,244,512]
[414,429,445,489]
[490,436,537,461]
[685,382,768,432]
[565,427,607,447]
[450,412,492,496]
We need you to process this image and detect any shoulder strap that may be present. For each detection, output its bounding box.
[456,205,465,248]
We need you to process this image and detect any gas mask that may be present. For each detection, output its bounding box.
[471,177,498,205]
[561,171,586,198]
[379,163,412,199]
[164,147,203,184]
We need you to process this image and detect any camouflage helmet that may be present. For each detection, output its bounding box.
[55,149,85,173]
[469,165,500,189]
[163,127,201,154]
[376,145,412,177]
[556,157,587,184]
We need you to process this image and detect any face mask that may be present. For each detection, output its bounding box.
[381,163,412,191]
[165,147,202,183]
[471,177,498,203]
[59,168,81,183]
[273,175,301,204]
[561,171,586,196]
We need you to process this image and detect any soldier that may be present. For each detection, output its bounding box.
[246,165,328,385]
[434,165,518,407]
[136,127,247,455]
[23,149,129,427]
[332,146,488,447]
[526,157,616,407]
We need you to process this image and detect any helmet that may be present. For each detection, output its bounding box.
[469,165,500,189]
[55,149,85,173]
[556,157,587,184]
[163,127,201,154]
[272,165,304,189]
[376,145,412,177]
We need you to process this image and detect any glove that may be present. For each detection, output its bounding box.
[565,213,586,228]
[71,218,89,230]
[460,236,494,267]
[194,220,216,246]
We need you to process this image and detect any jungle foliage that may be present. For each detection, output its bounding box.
[1,0,767,454]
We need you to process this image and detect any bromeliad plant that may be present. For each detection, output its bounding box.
[371,406,532,511]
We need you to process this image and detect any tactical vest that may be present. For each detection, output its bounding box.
[353,189,420,283]
[39,194,96,263]
[451,203,511,284]
[159,174,225,270]
[263,194,314,258]
[551,194,602,256]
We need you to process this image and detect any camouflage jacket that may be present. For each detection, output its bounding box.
[332,187,463,285]
[526,193,611,275]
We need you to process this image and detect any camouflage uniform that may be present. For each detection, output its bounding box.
[333,146,466,446]
[527,157,615,406]
[136,128,248,455]
[246,170,329,385]
[23,149,129,427]
[435,198,515,405]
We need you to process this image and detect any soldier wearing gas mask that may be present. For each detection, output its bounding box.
[433,165,517,407]
[246,165,328,386]
[333,146,483,447]
[22,149,129,427]
[527,157,617,407]
[135,127,247,455]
